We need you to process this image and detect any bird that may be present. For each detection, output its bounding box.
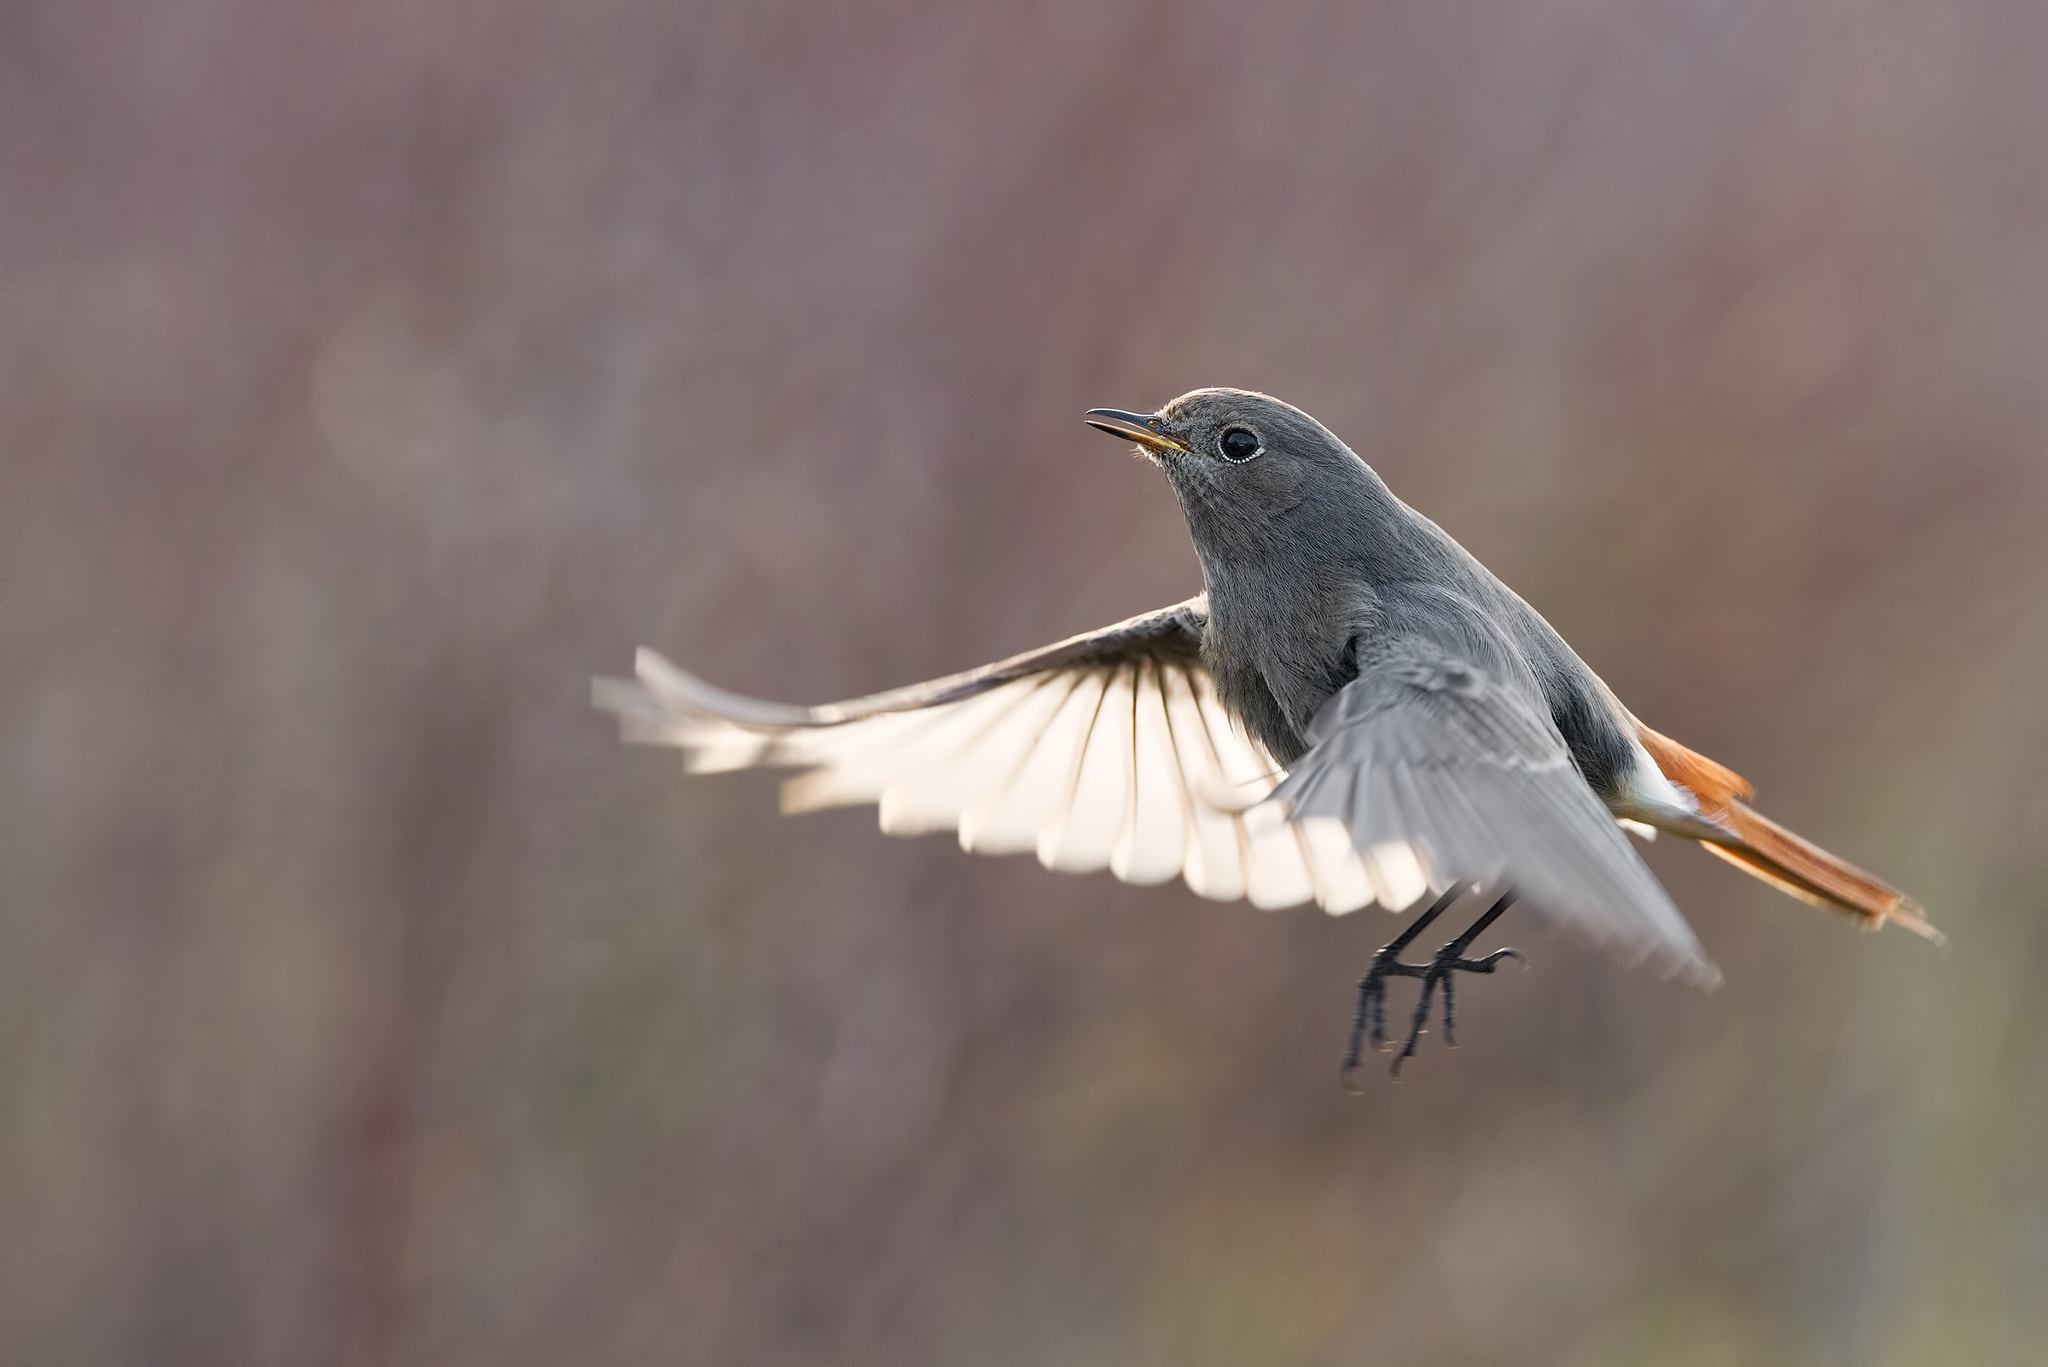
[594,388,1939,1076]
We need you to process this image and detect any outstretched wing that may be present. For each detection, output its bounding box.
[593,597,1433,913]
[1273,638,1719,986]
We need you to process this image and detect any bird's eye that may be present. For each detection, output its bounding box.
[1217,426,1262,462]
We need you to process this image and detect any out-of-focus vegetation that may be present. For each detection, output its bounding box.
[6,2,2047,1363]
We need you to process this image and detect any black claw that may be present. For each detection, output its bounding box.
[1437,950,1520,1047]
[1341,886,1461,1083]
[1340,887,1523,1082]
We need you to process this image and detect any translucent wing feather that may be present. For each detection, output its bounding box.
[593,597,1418,915]
[1271,638,1719,986]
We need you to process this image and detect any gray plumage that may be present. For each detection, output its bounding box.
[596,388,1730,986]
[1111,389,1709,981]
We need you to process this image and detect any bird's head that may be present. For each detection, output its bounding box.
[1086,388,1375,558]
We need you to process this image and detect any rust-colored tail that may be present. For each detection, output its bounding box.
[1636,724,1942,944]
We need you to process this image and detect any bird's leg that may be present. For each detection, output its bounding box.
[1395,889,1523,1072]
[1341,887,1525,1087]
[1341,886,1461,1089]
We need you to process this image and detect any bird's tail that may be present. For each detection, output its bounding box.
[1696,798,1942,943]
[1635,724,1943,944]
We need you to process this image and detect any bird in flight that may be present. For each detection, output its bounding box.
[595,389,1938,1076]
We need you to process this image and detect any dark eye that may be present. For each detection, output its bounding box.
[1217,426,1262,462]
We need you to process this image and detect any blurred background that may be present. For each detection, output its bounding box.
[6,2,2047,1363]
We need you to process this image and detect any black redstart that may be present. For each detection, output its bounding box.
[596,388,1937,1074]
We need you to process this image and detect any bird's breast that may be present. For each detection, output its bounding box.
[1201,580,1369,766]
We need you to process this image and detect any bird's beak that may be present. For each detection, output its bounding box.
[1085,408,1191,454]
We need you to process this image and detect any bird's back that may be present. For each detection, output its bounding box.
[1197,472,1641,802]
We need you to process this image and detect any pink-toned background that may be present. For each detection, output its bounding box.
[7,3,2046,1363]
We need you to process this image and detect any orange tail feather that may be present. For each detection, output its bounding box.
[1636,724,1941,944]
[1700,800,1942,944]
[1637,723,1754,808]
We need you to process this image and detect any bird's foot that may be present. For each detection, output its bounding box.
[1341,887,1524,1086]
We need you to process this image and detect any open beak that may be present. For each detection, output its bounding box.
[1085,407,1191,454]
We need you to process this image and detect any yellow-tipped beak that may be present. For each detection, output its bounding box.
[1085,408,1191,453]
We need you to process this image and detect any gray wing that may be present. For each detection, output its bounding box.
[593,597,1434,912]
[1271,637,1719,986]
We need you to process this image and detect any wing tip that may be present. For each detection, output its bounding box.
[592,672,694,749]
[1674,951,1724,992]
[590,673,647,719]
